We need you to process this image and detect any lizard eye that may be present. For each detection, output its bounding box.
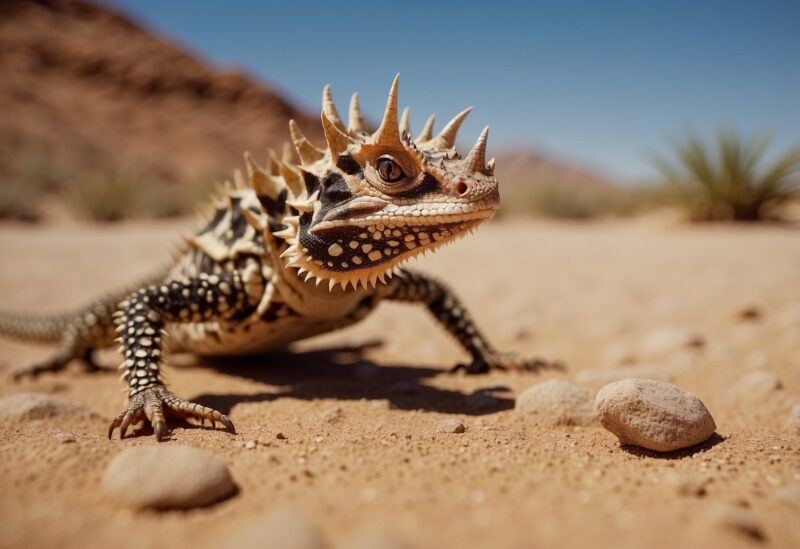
[376,156,406,183]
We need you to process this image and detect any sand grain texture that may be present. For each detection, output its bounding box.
[1,220,798,549]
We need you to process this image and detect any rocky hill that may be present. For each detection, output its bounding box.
[0,0,323,185]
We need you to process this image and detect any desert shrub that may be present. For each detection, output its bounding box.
[63,165,220,222]
[0,181,41,221]
[651,130,800,222]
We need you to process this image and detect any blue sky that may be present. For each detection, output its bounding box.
[104,0,799,182]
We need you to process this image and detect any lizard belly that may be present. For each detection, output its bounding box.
[167,302,375,357]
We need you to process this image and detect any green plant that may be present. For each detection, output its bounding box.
[651,130,800,222]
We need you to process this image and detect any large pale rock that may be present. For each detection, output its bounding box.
[785,403,800,433]
[103,445,236,509]
[515,379,596,426]
[222,505,327,549]
[594,379,716,452]
[0,393,92,422]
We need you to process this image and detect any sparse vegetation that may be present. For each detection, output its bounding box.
[497,180,655,220]
[652,130,800,222]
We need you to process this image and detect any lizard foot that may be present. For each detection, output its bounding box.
[107,385,235,441]
[451,351,566,375]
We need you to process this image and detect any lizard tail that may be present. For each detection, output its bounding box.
[0,312,69,344]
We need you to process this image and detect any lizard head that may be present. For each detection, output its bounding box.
[259,75,499,290]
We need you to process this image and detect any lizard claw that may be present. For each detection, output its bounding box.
[107,385,235,441]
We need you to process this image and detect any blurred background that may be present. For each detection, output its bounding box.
[0,0,798,222]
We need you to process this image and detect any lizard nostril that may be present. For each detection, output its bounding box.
[456,181,468,195]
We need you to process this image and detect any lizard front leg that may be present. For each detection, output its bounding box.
[387,269,564,374]
[108,272,251,441]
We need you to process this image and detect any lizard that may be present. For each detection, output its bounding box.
[0,75,562,441]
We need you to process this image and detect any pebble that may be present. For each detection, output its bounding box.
[736,305,763,322]
[640,327,704,356]
[594,378,716,452]
[103,445,237,509]
[0,393,92,422]
[775,483,800,507]
[515,379,596,426]
[437,418,466,434]
[730,371,782,400]
[276,432,288,440]
[221,505,327,549]
[709,503,766,541]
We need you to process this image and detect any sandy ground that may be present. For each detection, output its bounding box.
[0,218,798,549]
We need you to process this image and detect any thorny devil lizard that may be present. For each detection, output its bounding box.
[0,75,562,441]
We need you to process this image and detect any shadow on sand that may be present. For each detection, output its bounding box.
[188,340,514,416]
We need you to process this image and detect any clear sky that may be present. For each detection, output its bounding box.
[103,0,799,182]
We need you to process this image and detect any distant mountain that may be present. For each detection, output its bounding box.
[493,149,617,190]
[0,0,323,183]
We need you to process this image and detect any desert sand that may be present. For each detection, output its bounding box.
[0,218,798,549]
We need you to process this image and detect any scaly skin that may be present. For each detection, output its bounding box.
[0,75,563,442]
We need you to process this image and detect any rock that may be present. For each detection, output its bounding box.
[709,503,766,541]
[730,371,782,400]
[594,379,716,452]
[437,418,466,434]
[515,379,596,426]
[640,327,704,357]
[222,505,327,549]
[785,404,800,433]
[103,445,237,509]
[276,432,288,440]
[576,364,678,386]
[776,483,800,507]
[0,393,92,423]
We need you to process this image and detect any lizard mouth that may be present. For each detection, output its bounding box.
[310,196,496,235]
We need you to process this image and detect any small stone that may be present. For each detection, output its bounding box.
[0,393,92,423]
[437,418,466,434]
[221,505,327,549]
[594,378,716,452]
[103,445,237,509]
[730,371,782,400]
[515,379,596,426]
[775,483,800,507]
[244,440,257,450]
[276,432,288,440]
[640,327,704,357]
[709,503,766,541]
